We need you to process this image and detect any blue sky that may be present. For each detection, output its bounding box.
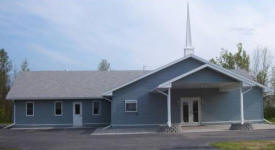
[1,0,275,71]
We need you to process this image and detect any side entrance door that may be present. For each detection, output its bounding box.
[181,97,201,126]
[73,102,83,127]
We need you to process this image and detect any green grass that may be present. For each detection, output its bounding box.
[267,118,275,123]
[212,140,275,150]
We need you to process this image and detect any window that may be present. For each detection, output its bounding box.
[55,101,63,116]
[92,101,101,116]
[125,100,137,112]
[26,102,34,116]
[75,104,80,115]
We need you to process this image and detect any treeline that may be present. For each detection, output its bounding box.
[210,43,273,86]
[0,49,30,123]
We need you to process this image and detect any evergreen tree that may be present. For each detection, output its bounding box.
[21,58,30,72]
[0,49,12,123]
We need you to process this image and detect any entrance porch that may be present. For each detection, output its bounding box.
[153,65,248,127]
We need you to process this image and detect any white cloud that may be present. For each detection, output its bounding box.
[2,0,275,70]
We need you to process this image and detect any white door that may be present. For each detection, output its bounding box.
[73,102,83,127]
[181,97,201,126]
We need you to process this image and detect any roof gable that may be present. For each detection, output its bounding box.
[158,64,241,88]
[102,55,205,96]
[103,55,270,95]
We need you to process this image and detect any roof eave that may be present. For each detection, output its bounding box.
[6,96,104,101]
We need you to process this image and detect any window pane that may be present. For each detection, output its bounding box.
[75,104,80,115]
[126,102,137,112]
[183,101,189,122]
[193,100,199,122]
[27,103,33,116]
[93,102,100,115]
[55,102,62,115]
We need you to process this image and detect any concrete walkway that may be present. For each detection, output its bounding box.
[91,124,275,135]
[91,126,158,135]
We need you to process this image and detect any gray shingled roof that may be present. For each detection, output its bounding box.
[7,71,150,100]
[230,69,255,81]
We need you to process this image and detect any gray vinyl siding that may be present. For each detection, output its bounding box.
[243,87,264,121]
[174,68,238,85]
[112,57,264,126]
[111,57,204,126]
[14,100,110,126]
[171,88,241,123]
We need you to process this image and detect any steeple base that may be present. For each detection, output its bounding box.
[184,47,194,56]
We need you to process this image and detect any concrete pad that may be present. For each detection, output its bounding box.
[181,125,230,133]
[91,127,158,136]
[253,124,275,130]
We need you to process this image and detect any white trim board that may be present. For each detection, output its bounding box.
[158,63,268,90]
[125,100,138,112]
[102,55,196,96]
[103,54,270,96]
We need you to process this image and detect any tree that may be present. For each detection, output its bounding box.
[97,59,110,71]
[272,67,275,88]
[210,43,250,71]
[210,49,235,69]
[20,58,30,72]
[251,47,272,85]
[235,43,250,71]
[0,49,13,123]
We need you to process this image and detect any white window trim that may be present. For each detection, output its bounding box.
[54,101,63,116]
[26,101,34,117]
[125,100,138,112]
[92,101,101,116]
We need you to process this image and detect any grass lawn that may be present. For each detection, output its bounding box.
[267,118,275,124]
[212,140,275,150]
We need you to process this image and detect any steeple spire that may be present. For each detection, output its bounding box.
[184,2,194,56]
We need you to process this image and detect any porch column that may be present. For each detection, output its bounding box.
[240,88,244,125]
[167,88,172,127]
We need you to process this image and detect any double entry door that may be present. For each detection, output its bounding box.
[181,97,201,126]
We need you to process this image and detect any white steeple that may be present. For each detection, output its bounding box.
[184,2,194,56]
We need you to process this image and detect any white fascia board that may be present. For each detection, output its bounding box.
[101,55,195,96]
[207,62,270,90]
[191,55,270,90]
[158,64,208,88]
[102,54,270,96]
[158,63,251,89]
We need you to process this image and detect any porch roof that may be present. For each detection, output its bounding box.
[155,64,270,92]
